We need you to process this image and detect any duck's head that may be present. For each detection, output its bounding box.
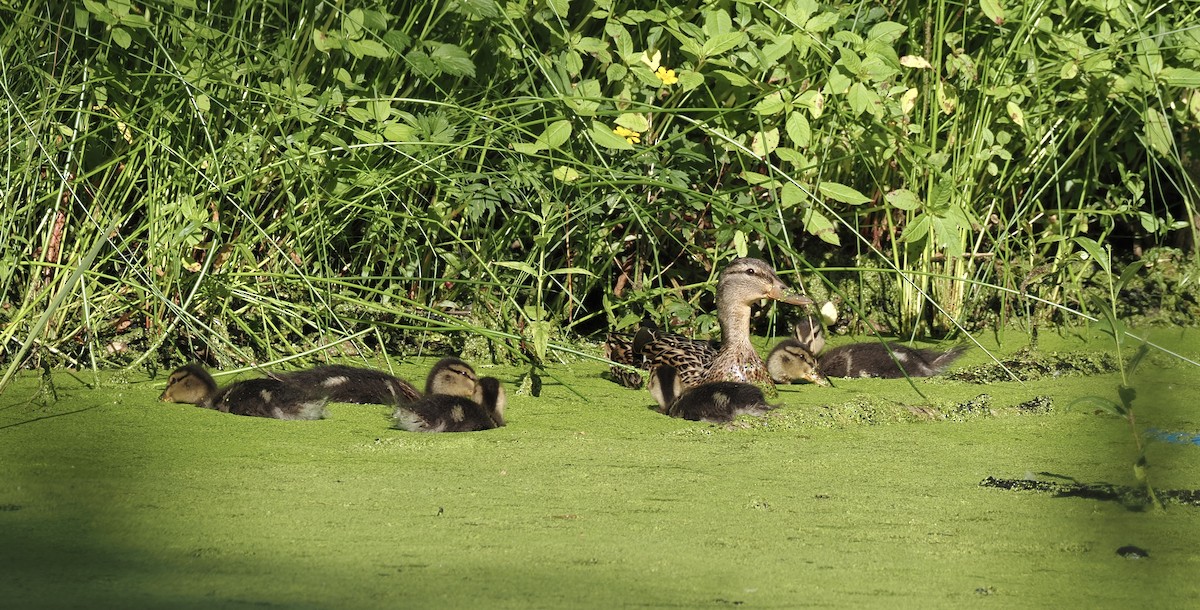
[159,364,218,404]
[647,365,684,412]
[766,340,831,387]
[425,357,478,397]
[791,316,827,354]
[474,377,507,426]
[716,258,812,309]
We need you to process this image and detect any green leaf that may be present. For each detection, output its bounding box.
[819,182,870,205]
[547,266,596,277]
[750,128,779,158]
[702,31,746,57]
[591,121,633,150]
[1068,396,1125,416]
[540,120,572,150]
[552,166,580,183]
[614,113,648,132]
[512,142,545,155]
[494,261,538,276]
[867,21,907,44]
[713,70,751,87]
[1160,67,1200,87]
[528,320,551,362]
[803,207,840,245]
[546,0,569,18]
[885,188,921,211]
[785,111,811,148]
[1144,108,1174,155]
[1073,236,1109,274]
[979,0,1005,25]
[345,38,391,59]
[753,91,786,116]
[429,43,475,77]
[111,27,132,49]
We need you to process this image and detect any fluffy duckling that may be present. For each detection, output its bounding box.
[159,364,327,420]
[764,339,831,386]
[272,364,420,406]
[608,258,811,397]
[648,364,777,424]
[768,319,967,381]
[421,356,477,396]
[393,358,506,432]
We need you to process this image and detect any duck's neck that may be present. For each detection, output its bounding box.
[717,299,754,352]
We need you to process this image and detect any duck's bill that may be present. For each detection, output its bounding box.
[803,370,833,387]
[770,285,813,306]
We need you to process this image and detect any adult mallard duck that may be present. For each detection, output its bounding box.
[272,364,420,407]
[159,364,328,420]
[607,258,812,397]
[768,318,967,382]
[647,364,777,423]
[393,358,506,432]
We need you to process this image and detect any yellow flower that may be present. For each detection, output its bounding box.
[655,66,679,86]
[613,125,641,145]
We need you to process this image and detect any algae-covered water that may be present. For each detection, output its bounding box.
[2,327,1198,608]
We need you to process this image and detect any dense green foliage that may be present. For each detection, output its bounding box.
[2,0,1198,378]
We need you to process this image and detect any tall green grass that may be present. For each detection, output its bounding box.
[1,0,1197,386]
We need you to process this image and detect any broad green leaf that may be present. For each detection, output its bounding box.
[979,0,1005,25]
[1116,260,1146,293]
[111,27,132,49]
[591,121,633,150]
[753,91,786,116]
[1072,236,1109,273]
[803,207,840,245]
[615,113,649,132]
[547,0,569,18]
[733,230,749,258]
[785,111,811,147]
[1144,108,1174,155]
[741,171,777,187]
[552,166,580,182]
[900,213,930,244]
[702,31,746,57]
[805,12,838,33]
[714,70,751,87]
[345,38,391,59]
[781,182,808,208]
[750,128,779,158]
[540,120,572,149]
[677,71,705,91]
[819,181,870,205]
[1160,67,1200,87]
[900,55,932,69]
[512,142,546,155]
[1006,100,1025,128]
[429,43,475,77]
[867,21,907,44]
[885,188,921,210]
[529,320,551,362]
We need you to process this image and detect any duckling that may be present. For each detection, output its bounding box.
[421,356,478,396]
[764,339,831,386]
[159,364,327,420]
[272,364,420,406]
[648,364,777,424]
[768,319,968,381]
[620,258,812,397]
[393,359,506,432]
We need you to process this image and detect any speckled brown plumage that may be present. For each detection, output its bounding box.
[273,364,420,406]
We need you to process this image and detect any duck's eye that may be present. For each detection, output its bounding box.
[744,268,757,276]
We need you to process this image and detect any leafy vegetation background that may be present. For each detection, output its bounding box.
[2,0,1198,380]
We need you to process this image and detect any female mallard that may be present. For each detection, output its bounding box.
[768,318,967,382]
[272,364,420,406]
[393,358,506,432]
[609,258,811,397]
[159,364,327,420]
[648,364,776,423]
